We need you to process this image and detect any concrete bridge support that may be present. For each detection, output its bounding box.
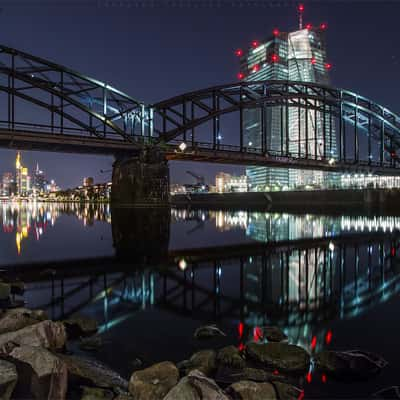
[111,150,170,206]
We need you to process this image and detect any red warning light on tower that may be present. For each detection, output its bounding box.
[311,57,317,65]
[320,22,328,30]
[298,3,305,12]
[305,23,313,30]
[325,62,332,70]
[271,53,279,63]
[251,40,259,48]
[273,28,280,36]
[237,72,245,80]
[252,64,260,73]
[235,49,243,57]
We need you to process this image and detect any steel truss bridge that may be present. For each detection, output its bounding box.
[1,44,400,175]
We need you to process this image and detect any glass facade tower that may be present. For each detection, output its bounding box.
[239,25,338,190]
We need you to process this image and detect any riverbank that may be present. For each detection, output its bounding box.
[171,188,400,212]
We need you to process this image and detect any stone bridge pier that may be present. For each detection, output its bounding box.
[111,149,170,206]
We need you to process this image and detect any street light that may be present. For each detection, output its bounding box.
[179,142,187,152]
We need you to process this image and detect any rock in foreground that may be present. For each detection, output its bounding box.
[246,342,310,373]
[193,324,226,340]
[63,314,98,339]
[129,361,179,399]
[0,320,66,351]
[226,380,277,400]
[8,345,67,400]
[59,354,128,391]
[0,359,17,400]
[0,308,48,335]
[314,350,388,380]
[164,370,230,400]
[180,349,217,377]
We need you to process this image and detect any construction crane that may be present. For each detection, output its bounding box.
[186,170,205,185]
[184,171,208,193]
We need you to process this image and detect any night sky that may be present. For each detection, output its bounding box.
[0,0,399,188]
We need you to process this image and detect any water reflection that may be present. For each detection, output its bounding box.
[0,202,111,255]
[2,203,400,367]
[3,207,396,358]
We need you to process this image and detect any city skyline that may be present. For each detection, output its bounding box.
[0,1,398,187]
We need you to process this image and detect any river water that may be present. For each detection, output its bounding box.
[0,201,399,398]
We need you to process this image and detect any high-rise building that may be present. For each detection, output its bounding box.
[15,152,30,196]
[216,172,248,193]
[33,163,47,194]
[237,6,337,190]
[2,172,15,197]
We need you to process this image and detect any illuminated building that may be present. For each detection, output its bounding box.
[216,172,248,193]
[83,177,94,187]
[15,152,30,196]
[33,163,47,194]
[2,172,15,197]
[237,5,338,190]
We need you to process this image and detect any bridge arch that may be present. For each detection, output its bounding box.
[0,44,150,142]
[152,80,400,172]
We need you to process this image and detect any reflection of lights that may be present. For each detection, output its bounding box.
[178,258,187,271]
[328,242,335,252]
[311,336,317,351]
[325,330,332,345]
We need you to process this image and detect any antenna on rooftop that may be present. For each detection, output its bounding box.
[298,3,304,30]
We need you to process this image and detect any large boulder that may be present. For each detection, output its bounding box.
[129,361,178,399]
[0,308,48,335]
[0,359,17,399]
[180,350,217,377]
[0,320,66,351]
[314,350,388,380]
[271,381,303,400]
[217,346,245,369]
[59,354,128,391]
[7,345,68,400]
[164,370,230,400]
[246,343,310,373]
[63,314,98,339]
[258,326,287,343]
[226,380,277,400]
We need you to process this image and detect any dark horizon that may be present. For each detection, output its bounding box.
[0,0,399,188]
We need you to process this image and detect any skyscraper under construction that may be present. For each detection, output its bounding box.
[236,5,337,190]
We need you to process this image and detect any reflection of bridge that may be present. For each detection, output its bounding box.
[1,45,400,203]
[4,229,400,352]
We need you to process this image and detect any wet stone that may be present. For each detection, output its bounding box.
[217,345,246,369]
[63,314,99,339]
[59,354,128,391]
[246,342,310,374]
[226,380,277,400]
[0,308,48,335]
[372,386,400,399]
[0,320,67,351]
[79,336,104,352]
[314,350,388,380]
[129,361,179,400]
[182,349,217,377]
[259,326,288,343]
[8,345,68,400]
[271,381,304,400]
[164,369,230,400]
[80,386,114,400]
[193,324,226,340]
[0,359,18,400]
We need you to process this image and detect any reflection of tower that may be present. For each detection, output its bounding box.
[238,5,337,190]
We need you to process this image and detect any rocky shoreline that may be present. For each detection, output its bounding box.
[0,281,396,399]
